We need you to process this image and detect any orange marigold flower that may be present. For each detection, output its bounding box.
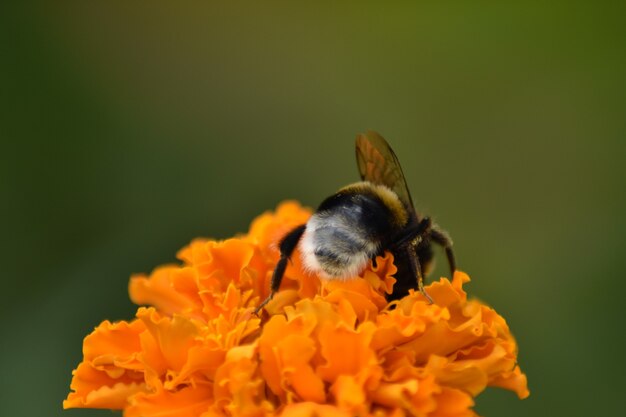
[64,201,529,417]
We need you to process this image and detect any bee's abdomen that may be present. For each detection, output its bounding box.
[317,188,400,237]
[300,188,404,278]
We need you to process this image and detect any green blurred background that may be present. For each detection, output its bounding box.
[1,2,624,416]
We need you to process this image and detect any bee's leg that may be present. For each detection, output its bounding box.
[390,217,432,251]
[254,224,307,315]
[406,243,434,304]
[430,228,456,279]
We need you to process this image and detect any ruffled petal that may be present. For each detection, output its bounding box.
[65,202,528,416]
[126,385,214,417]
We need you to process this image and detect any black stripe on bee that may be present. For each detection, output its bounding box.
[316,190,397,240]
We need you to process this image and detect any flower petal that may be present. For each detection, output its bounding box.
[65,202,528,416]
[126,385,213,417]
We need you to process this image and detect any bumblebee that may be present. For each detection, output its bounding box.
[256,131,456,312]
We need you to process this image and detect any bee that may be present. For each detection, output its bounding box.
[255,131,456,312]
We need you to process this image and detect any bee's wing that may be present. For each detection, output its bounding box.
[355,130,416,211]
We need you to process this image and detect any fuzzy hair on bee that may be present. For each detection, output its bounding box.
[300,182,408,279]
[255,131,456,313]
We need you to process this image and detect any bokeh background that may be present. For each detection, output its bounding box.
[1,2,624,416]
